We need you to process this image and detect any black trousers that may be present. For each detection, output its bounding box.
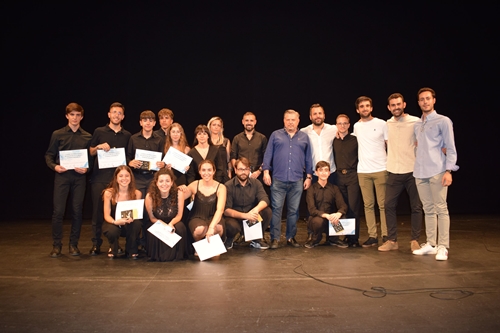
[336,170,361,241]
[90,181,107,247]
[225,207,272,240]
[51,171,87,247]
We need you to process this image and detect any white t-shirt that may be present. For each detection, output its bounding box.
[353,117,388,173]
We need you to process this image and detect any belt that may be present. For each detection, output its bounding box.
[337,168,356,175]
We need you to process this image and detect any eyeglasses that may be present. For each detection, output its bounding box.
[236,168,250,172]
[336,122,349,126]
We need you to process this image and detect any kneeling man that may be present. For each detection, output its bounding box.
[305,161,348,249]
[224,157,272,249]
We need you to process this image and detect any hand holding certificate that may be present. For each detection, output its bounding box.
[97,147,126,169]
[135,149,163,171]
[59,149,89,170]
[148,220,181,248]
[329,218,356,236]
[162,148,193,174]
[115,199,145,221]
[242,213,263,241]
[192,234,227,261]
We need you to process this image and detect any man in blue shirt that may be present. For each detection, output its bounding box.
[412,88,458,261]
[263,110,313,249]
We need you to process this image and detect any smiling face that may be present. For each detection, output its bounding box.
[242,114,256,132]
[108,106,124,126]
[418,91,436,114]
[199,161,215,181]
[356,100,373,119]
[316,166,330,181]
[140,118,156,133]
[116,169,131,188]
[336,116,350,135]
[387,97,406,119]
[66,111,83,127]
[156,174,172,194]
[170,126,181,143]
[310,106,325,126]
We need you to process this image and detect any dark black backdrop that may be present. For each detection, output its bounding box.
[2,2,497,220]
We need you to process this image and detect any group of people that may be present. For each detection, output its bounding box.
[45,87,458,262]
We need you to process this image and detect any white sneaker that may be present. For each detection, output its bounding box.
[412,242,437,255]
[435,245,448,261]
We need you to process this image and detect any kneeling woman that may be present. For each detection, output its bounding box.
[182,160,226,244]
[145,168,187,261]
[103,165,142,259]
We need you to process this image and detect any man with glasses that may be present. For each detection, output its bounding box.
[333,114,362,247]
[88,102,131,255]
[224,157,271,249]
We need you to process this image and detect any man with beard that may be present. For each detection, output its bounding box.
[88,102,131,255]
[352,96,388,248]
[378,93,423,253]
[301,103,346,247]
[230,112,268,182]
[224,157,271,249]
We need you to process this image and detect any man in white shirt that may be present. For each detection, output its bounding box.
[378,93,423,253]
[352,96,388,248]
[301,104,346,247]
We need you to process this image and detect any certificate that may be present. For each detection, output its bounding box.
[192,234,227,261]
[115,199,145,221]
[329,218,356,236]
[59,149,88,169]
[135,149,162,171]
[97,148,126,169]
[162,148,193,174]
[242,213,263,241]
[148,221,181,248]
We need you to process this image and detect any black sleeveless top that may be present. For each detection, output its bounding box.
[189,181,220,220]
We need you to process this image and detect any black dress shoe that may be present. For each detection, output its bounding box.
[270,239,279,249]
[349,241,361,248]
[89,245,101,256]
[69,245,81,256]
[328,239,349,248]
[50,246,61,258]
[287,238,301,248]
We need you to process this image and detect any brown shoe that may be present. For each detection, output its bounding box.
[411,240,421,252]
[378,240,399,252]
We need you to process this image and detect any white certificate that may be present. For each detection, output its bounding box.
[162,148,193,174]
[147,221,181,248]
[192,234,227,261]
[115,199,145,221]
[242,220,263,242]
[97,148,126,169]
[135,149,162,171]
[59,149,89,169]
[329,218,356,236]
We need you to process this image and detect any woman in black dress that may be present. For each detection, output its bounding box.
[186,125,226,184]
[145,168,187,261]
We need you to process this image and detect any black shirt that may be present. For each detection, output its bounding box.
[230,131,268,171]
[224,177,270,213]
[45,125,92,172]
[127,131,165,165]
[90,124,132,183]
[306,182,348,217]
[333,134,358,171]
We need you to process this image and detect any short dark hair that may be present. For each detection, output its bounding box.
[309,103,324,114]
[355,96,372,109]
[315,161,330,171]
[109,102,125,113]
[140,110,155,120]
[417,87,436,99]
[66,102,84,116]
[387,93,404,104]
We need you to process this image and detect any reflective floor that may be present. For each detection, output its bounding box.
[1,215,499,332]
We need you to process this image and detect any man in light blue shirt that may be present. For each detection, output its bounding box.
[412,87,459,261]
[263,110,313,249]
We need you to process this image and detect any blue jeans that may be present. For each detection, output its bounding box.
[270,179,303,240]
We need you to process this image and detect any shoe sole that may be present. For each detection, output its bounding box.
[362,243,378,248]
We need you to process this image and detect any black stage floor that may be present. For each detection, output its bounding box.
[1,215,499,332]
